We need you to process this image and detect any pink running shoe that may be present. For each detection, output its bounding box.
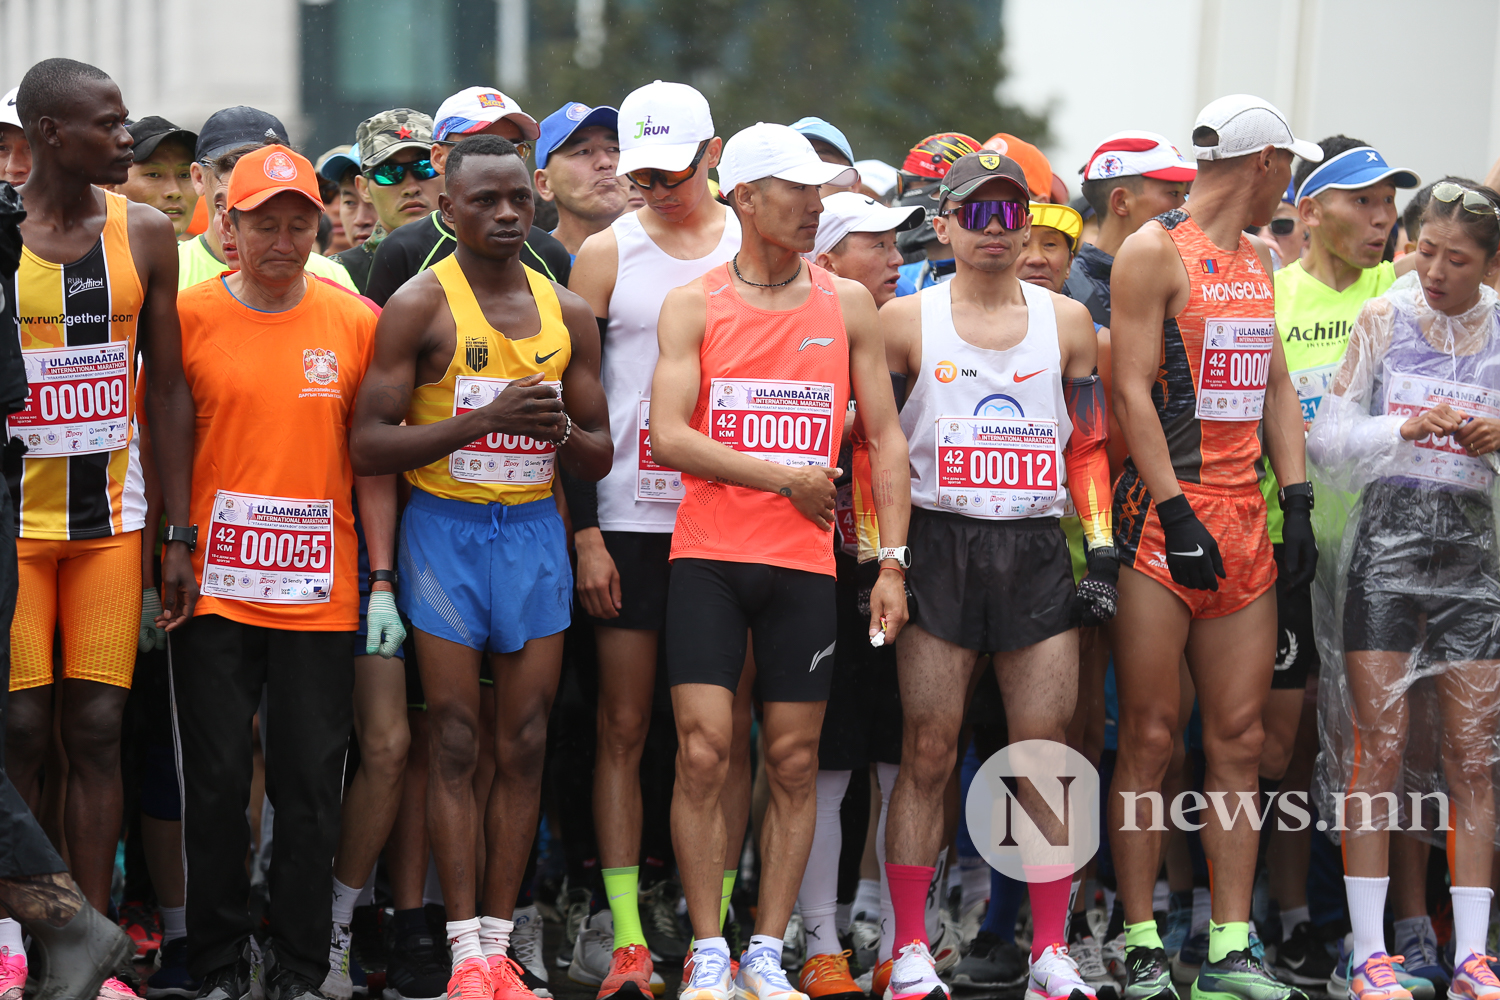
[0,948,25,1000]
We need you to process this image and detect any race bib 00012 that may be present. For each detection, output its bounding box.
[935,416,1059,519]
[203,491,334,605]
[708,379,836,468]
[1197,318,1274,421]
[8,342,131,456]
[450,376,560,485]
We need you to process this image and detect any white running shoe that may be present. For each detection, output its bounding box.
[321,922,354,1000]
[569,911,615,988]
[681,949,733,1000]
[1067,935,1118,1000]
[929,913,960,975]
[512,905,551,997]
[1027,943,1097,1000]
[783,914,806,974]
[886,941,949,1000]
[737,951,807,1000]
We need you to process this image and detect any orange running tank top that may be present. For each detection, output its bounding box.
[1131,209,1275,489]
[670,262,850,577]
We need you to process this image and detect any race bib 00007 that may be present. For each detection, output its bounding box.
[708,379,836,468]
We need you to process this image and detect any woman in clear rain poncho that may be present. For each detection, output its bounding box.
[1307,181,1500,1000]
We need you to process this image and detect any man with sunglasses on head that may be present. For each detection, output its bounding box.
[880,152,1115,1000]
[1108,95,1320,1000]
[363,87,571,307]
[564,79,741,1000]
[331,108,443,293]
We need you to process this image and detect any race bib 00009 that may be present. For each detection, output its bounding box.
[8,342,131,457]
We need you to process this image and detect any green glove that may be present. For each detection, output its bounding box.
[365,590,406,658]
[139,587,166,652]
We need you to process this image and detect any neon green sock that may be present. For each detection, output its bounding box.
[1207,920,1249,963]
[1125,919,1163,950]
[721,870,737,931]
[603,866,647,949]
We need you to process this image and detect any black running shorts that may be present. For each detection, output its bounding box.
[906,506,1075,653]
[665,558,837,702]
[584,531,673,631]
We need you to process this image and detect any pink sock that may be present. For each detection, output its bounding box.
[1024,865,1074,962]
[886,863,935,951]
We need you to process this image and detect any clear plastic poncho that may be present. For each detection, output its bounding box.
[1308,278,1500,847]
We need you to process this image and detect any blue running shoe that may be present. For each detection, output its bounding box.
[1175,933,1210,986]
[145,937,200,999]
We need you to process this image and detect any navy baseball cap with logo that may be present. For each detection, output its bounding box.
[196,106,291,163]
[537,103,619,169]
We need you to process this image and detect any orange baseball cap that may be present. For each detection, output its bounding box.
[982,133,1052,200]
[226,144,323,212]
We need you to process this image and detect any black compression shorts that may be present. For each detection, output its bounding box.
[585,531,673,631]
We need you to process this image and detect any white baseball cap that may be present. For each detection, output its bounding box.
[432,87,540,143]
[1191,95,1322,162]
[813,191,924,258]
[616,80,714,175]
[1082,130,1196,182]
[1,87,18,129]
[719,122,859,194]
[854,159,900,199]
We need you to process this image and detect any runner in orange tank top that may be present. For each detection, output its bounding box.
[1105,95,1320,1000]
[650,123,910,1000]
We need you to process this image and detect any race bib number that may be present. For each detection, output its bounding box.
[1197,318,1274,421]
[934,416,1059,519]
[1384,371,1500,489]
[8,342,131,457]
[450,377,559,485]
[203,491,334,605]
[708,379,836,468]
[834,482,857,557]
[1291,363,1340,426]
[636,400,684,502]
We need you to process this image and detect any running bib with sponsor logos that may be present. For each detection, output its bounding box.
[1384,372,1500,490]
[450,376,559,485]
[637,400,684,502]
[708,379,836,467]
[1197,318,1274,421]
[203,491,334,605]
[8,342,131,457]
[1291,363,1340,427]
[934,416,1059,519]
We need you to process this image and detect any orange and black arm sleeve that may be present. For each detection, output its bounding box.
[1064,374,1114,551]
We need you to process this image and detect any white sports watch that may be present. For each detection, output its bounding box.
[877,546,911,569]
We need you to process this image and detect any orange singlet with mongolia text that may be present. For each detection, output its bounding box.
[669,262,850,577]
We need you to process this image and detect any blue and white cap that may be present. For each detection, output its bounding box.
[1295,146,1420,202]
[536,102,619,169]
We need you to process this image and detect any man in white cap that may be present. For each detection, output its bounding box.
[564,80,742,1000]
[0,87,29,184]
[650,121,910,1000]
[1107,95,1320,1000]
[1071,130,1195,329]
[811,191,922,307]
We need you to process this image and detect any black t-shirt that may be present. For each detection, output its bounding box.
[331,240,377,294]
[363,212,572,307]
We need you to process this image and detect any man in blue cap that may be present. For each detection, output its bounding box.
[534,102,629,259]
[792,116,860,197]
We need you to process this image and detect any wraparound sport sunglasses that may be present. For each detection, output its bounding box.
[626,140,709,190]
[941,200,1030,232]
[365,158,441,186]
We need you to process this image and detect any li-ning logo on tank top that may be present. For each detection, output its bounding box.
[465,337,490,371]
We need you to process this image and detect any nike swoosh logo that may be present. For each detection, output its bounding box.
[809,639,836,673]
[608,891,630,900]
[1014,369,1046,382]
[798,337,834,351]
[535,349,562,364]
[1168,545,1204,557]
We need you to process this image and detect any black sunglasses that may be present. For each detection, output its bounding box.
[1268,217,1296,236]
[626,140,710,191]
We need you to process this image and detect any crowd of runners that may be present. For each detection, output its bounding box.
[0,51,1499,1000]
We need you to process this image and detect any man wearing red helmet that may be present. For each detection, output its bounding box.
[894,132,981,297]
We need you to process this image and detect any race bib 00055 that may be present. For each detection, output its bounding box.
[203,491,334,605]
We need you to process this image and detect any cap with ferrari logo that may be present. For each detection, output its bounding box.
[939,151,1031,203]
[356,109,434,170]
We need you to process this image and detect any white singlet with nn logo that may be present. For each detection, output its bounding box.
[597,209,740,531]
[900,280,1071,519]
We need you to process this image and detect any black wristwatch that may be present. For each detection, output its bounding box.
[164,524,198,552]
[1278,481,1315,510]
[368,569,398,588]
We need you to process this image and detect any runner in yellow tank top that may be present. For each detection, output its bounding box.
[0,58,197,983]
[350,134,611,999]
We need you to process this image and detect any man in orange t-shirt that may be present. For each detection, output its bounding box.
[171,144,402,996]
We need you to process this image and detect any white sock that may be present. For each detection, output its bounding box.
[1152,879,1170,913]
[1453,885,1493,963]
[479,915,513,958]
[1280,904,1310,943]
[853,879,881,922]
[959,857,988,914]
[0,918,21,959]
[876,761,898,963]
[1191,886,1211,937]
[747,934,783,964]
[160,905,187,945]
[836,901,852,936]
[331,877,361,928]
[798,770,850,960]
[447,917,484,967]
[1103,888,1117,922]
[1068,879,1083,917]
[1345,876,1389,967]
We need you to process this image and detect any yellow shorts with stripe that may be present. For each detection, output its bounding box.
[12,532,142,692]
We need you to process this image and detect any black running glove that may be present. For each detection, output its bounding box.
[1071,546,1121,626]
[1156,493,1226,591]
[1277,485,1318,590]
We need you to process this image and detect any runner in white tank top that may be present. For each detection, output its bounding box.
[563,80,742,998]
[877,152,1115,1000]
